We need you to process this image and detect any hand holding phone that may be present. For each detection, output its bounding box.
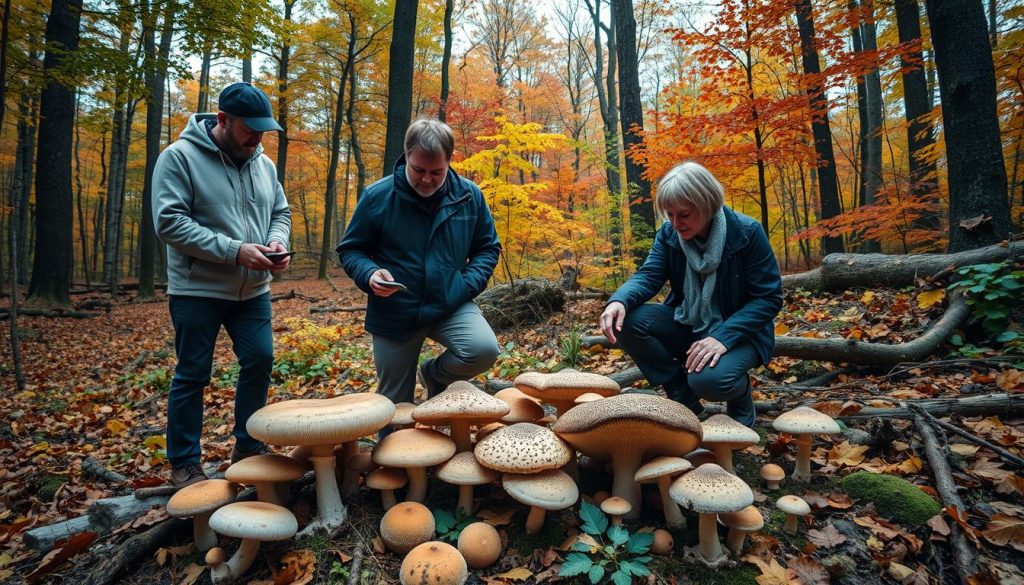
[264,251,296,263]
[374,278,408,292]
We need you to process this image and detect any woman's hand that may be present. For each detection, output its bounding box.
[686,336,727,373]
[600,302,627,344]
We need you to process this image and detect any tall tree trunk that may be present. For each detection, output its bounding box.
[988,0,998,47]
[794,0,844,255]
[859,0,883,252]
[27,0,82,308]
[103,97,127,285]
[197,40,212,112]
[613,0,654,263]
[926,0,1010,251]
[347,59,367,202]
[381,0,418,174]
[849,0,868,211]
[1,0,24,389]
[438,0,453,122]
[744,44,770,235]
[276,0,294,189]
[74,94,90,286]
[14,87,36,285]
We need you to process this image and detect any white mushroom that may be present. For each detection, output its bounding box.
[502,469,579,534]
[206,501,297,583]
[700,414,760,473]
[772,407,840,481]
[166,479,237,551]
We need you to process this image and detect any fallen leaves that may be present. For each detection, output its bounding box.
[827,442,868,467]
[806,525,847,548]
[745,556,799,585]
[981,514,1024,552]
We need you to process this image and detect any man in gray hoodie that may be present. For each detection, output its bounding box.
[152,82,291,488]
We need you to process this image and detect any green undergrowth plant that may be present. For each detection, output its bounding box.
[559,326,585,368]
[560,500,654,585]
[432,508,475,542]
[948,261,1024,350]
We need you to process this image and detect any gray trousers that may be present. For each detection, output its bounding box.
[372,302,500,404]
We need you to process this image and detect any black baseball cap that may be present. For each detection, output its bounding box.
[217,82,283,132]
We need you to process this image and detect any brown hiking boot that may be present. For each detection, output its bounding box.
[170,463,208,489]
[230,443,275,465]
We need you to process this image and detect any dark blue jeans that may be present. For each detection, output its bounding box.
[166,293,273,468]
[616,303,760,426]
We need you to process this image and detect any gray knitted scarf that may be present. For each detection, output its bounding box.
[673,207,727,334]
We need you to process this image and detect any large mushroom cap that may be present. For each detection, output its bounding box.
[208,501,298,541]
[772,406,840,435]
[225,454,307,484]
[502,469,579,511]
[669,463,753,514]
[635,456,692,483]
[392,402,417,427]
[474,423,572,473]
[372,428,457,468]
[413,381,510,426]
[247,393,395,446]
[776,495,811,516]
[380,502,436,554]
[436,452,500,485]
[400,541,468,585]
[514,370,620,409]
[167,479,237,517]
[701,415,760,449]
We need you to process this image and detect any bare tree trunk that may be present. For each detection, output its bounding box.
[74,94,91,287]
[276,0,295,190]
[381,0,418,174]
[1,0,24,390]
[347,60,367,202]
[14,85,36,285]
[438,0,453,122]
[859,0,883,252]
[197,41,212,112]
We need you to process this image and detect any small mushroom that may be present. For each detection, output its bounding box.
[772,406,840,481]
[635,456,692,529]
[457,522,502,569]
[720,505,764,554]
[760,464,784,490]
[669,463,753,566]
[413,381,510,452]
[224,454,305,506]
[650,529,674,555]
[166,479,237,551]
[380,501,436,554]
[400,541,468,585]
[372,428,456,503]
[502,469,579,534]
[436,452,500,515]
[601,496,632,526]
[206,501,297,583]
[700,414,760,473]
[776,495,810,535]
[366,467,407,510]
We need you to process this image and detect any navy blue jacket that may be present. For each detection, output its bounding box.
[337,158,501,340]
[608,206,783,366]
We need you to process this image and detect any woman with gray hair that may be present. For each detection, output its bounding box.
[599,162,783,426]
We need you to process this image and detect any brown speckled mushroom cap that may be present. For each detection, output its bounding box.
[668,463,753,514]
[413,381,510,426]
[225,454,307,484]
[634,456,692,483]
[721,505,764,531]
[436,452,500,485]
[494,388,546,423]
[366,467,407,490]
[514,370,620,406]
[208,501,298,541]
[776,495,810,516]
[399,541,468,585]
[381,502,436,554]
[701,415,760,449]
[502,469,579,511]
[392,402,417,427]
[247,393,395,446]
[167,479,237,517]
[372,428,456,468]
[474,422,573,473]
[760,464,784,483]
[772,406,840,435]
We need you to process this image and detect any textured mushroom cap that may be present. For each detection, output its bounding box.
[372,428,456,468]
[475,422,506,441]
[635,456,693,483]
[167,479,237,517]
[392,402,417,427]
[685,448,718,467]
[381,502,436,554]
[776,495,811,516]
[225,454,307,484]
[721,505,764,531]
[601,496,632,517]
[247,393,395,446]
[772,406,840,435]
[574,392,606,404]
[208,501,298,541]
[651,529,674,555]
[366,467,408,490]
[493,387,542,405]
[412,381,510,426]
[760,464,785,482]
[701,414,761,448]
[436,452,500,485]
[400,541,468,585]
[457,522,502,569]
[668,463,753,514]
[205,547,227,565]
[552,393,703,460]
[474,423,573,473]
[502,469,579,511]
[514,370,620,404]
[494,388,546,423]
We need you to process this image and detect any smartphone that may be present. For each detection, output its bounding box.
[264,251,296,262]
[374,279,408,291]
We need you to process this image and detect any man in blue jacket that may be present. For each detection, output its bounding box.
[338,118,501,407]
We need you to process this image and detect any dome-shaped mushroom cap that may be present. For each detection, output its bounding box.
[208,501,298,541]
[474,423,573,473]
[247,393,395,446]
[776,495,811,516]
[412,381,509,425]
[392,402,417,426]
[514,370,620,403]
[502,469,579,511]
[601,496,632,516]
[494,388,546,423]
[701,414,761,448]
[167,479,237,517]
[721,505,764,531]
[685,448,718,467]
[574,392,606,404]
[552,393,703,458]
[635,456,692,482]
[372,428,456,468]
[381,502,436,554]
[772,406,840,435]
[760,464,785,481]
[366,467,407,490]
[400,541,468,585]
[457,522,502,569]
[668,463,753,514]
[225,454,307,484]
[436,452,500,485]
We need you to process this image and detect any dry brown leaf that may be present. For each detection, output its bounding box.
[277,549,317,585]
[927,515,951,536]
[947,506,981,544]
[806,525,846,549]
[995,369,1024,392]
[176,563,205,585]
[982,514,1024,552]
[477,508,516,526]
[747,557,800,585]
[887,562,915,581]
[493,566,534,581]
[826,493,854,509]
[24,531,97,584]
[745,533,781,561]
[895,456,923,474]
[787,555,830,585]
[949,443,981,456]
[995,473,1024,496]
[827,442,868,467]
[371,536,386,555]
[989,501,1024,517]
[331,549,352,563]
[970,459,1011,482]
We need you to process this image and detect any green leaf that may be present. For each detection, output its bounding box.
[984,308,1009,320]
[997,331,1021,343]
[432,509,454,533]
[620,559,652,576]
[950,334,964,346]
[579,500,608,535]
[559,553,593,577]
[625,531,654,554]
[588,565,606,584]
[607,524,629,546]
[610,570,632,585]
[572,541,594,553]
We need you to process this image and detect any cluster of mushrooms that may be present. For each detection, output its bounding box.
[164,370,842,583]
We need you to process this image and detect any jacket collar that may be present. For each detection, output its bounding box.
[392,153,467,204]
[663,206,748,255]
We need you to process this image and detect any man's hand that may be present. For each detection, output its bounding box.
[237,243,275,270]
[369,269,399,297]
[685,336,727,373]
[266,241,291,272]
[599,302,627,345]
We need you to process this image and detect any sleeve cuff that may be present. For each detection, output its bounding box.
[226,239,243,265]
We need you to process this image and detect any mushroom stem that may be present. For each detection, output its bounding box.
[524,506,547,534]
[220,537,260,582]
[610,458,642,519]
[405,466,428,503]
[254,482,283,506]
[793,434,812,481]
[193,512,218,552]
[725,527,747,554]
[711,445,735,474]
[656,477,685,529]
[456,485,475,516]
[339,441,360,498]
[698,512,724,563]
[764,478,780,490]
[610,514,623,526]
[303,445,347,535]
[449,420,474,453]
[381,489,397,511]
[784,513,799,535]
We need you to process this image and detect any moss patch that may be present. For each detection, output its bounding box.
[651,556,758,585]
[840,471,940,526]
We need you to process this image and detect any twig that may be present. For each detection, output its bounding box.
[347,541,364,585]
[909,404,1024,468]
[81,457,128,484]
[310,305,366,314]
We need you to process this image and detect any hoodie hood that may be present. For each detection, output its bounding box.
[180,113,265,163]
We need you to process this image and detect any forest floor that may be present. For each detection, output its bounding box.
[0,272,1022,585]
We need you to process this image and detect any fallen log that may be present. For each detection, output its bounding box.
[477,277,566,330]
[310,305,366,314]
[835,393,1023,420]
[910,405,1024,468]
[84,518,191,585]
[0,308,99,320]
[80,457,128,484]
[88,495,171,533]
[912,411,979,584]
[23,516,93,552]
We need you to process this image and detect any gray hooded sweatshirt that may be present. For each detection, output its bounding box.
[153,114,291,301]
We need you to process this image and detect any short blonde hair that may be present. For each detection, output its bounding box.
[404,118,455,160]
[655,162,725,221]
